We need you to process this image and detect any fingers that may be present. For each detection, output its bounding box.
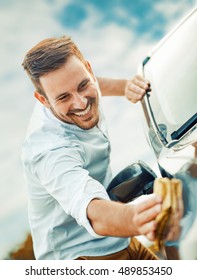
[135,204,161,236]
[125,75,151,103]
[136,193,162,214]
[146,231,156,241]
[131,192,182,242]
[132,75,150,90]
[133,194,162,236]
[138,204,161,224]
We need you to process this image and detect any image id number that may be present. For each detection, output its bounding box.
[118,266,172,276]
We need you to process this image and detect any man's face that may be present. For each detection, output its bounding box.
[36,56,100,130]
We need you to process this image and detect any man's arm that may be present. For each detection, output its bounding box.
[87,195,162,240]
[97,75,151,103]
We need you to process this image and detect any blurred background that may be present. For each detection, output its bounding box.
[0,0,196,259]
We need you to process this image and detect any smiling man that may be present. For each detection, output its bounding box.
[22,35,181,260]
[35,55,100,130]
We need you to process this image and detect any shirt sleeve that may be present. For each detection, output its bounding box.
[34,145,110,238]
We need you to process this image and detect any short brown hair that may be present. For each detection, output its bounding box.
[22,35,87,95]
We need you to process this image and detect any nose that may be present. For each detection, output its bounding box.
[72,93,87,110]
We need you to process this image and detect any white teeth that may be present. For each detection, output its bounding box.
[74,103,91,116]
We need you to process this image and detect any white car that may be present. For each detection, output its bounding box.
[108,7,197,259]
[140,7,197,260]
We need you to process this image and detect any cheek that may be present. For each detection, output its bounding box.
[51,102,70,117]
[57,101,70,111]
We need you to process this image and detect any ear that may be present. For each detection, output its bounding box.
[86,61,96,81]
[34,91,50,108]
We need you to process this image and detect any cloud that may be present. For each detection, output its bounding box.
[61,4,156,77]
[0,0,195,214]
[153,0,197,32]
[0,0,196,257]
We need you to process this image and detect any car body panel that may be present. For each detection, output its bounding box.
[138,7,197,258]
[139,7,197,177]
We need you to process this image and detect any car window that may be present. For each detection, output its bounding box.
[143,8,197,145]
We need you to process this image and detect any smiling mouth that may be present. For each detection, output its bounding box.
[71,103,91,117]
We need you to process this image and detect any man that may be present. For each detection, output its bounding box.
[22,35,181,260]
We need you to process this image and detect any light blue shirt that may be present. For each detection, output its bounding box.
[22,94,129,259]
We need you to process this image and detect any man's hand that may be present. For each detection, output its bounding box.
[153,178,184,246]
[87,194,162,238]
[125,75,151,103]
[130,194,162,241]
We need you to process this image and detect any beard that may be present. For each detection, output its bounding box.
[50,97,100,130]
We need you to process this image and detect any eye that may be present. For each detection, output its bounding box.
[58,94,70,102]
[79,79,89,91]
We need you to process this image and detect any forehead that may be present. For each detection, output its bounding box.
[39,56,90,95]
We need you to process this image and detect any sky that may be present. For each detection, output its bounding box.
[0,0,196,259]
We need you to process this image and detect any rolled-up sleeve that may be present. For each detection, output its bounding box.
[34,145,110,238]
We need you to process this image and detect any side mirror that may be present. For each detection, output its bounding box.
[107,160,157,203]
